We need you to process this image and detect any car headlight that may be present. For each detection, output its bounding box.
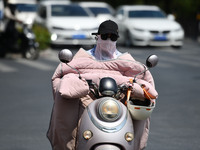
[98,99,121,122]
[51,33,57,41]
[174,27,183,32]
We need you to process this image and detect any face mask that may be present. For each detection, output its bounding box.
[95,35,117,60]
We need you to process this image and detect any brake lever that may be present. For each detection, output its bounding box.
[86,79,99,98]
[86,79,93,87]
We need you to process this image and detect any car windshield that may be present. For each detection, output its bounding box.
[88,7,112,16]
[16,4,38,12]
[128,10,166,18]
[51,4,89,17]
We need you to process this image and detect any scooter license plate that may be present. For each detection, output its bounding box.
[154,35,167,41]
[72,34,86,39]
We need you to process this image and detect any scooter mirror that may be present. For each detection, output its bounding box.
[146,55,158,68]
[58,49,73,63]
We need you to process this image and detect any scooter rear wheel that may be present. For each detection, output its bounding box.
[23,47,39,60]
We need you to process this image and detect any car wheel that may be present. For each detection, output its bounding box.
[172,45,182,49]
[0,45,6,58]
[124,30,132,47]
[0,51,6,58]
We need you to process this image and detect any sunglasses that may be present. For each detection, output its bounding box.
[100,34,118,41]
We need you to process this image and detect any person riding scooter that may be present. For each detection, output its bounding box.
[3,0,22,45]
[0,0,39,59]
[47,20,158,150]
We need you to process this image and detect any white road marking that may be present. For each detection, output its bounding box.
[0,63,17,72]
[16,59,55,71]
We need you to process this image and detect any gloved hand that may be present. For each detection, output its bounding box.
[122,79,158,100]
[59,73,90,99]
[137,79,158,99]
[119,81,145,100]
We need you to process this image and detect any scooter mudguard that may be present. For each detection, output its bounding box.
[77,97,134,150]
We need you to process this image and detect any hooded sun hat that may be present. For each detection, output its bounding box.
[92,20,119,37]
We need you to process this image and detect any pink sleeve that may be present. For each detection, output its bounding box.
[51,63,63,100]
[58,73,89,99]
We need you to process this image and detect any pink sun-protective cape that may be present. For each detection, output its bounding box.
[47,48,158,150]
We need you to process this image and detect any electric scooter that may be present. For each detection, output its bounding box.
[58,49,158,150]
[0,23,39,60]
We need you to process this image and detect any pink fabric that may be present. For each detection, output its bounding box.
[47,48,158,150]
[59,73,89,99]
[95,35,117,60]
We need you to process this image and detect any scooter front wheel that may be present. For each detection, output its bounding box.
[23,47,39,60]
[94,144,121,150]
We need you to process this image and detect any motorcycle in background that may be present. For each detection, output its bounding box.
[0,23,39,60]
[58,49,158,150]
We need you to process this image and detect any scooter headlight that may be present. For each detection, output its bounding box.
[98,99,121,122]
[26,33,35,39]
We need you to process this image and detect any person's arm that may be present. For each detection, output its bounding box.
[52,63,89,100]
[4,6,22,23]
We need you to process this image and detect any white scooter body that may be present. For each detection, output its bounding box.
[77,97,134,150]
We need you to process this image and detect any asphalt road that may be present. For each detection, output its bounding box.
[0,39,200,150]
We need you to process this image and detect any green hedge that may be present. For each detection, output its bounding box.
[32,23,51,50]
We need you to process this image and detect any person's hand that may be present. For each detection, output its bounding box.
[16,19,23,24]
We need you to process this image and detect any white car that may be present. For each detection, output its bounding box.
[115,5,184,48]
[35,1,99,46]
[79,2,115,23]
[15,0,38,27]
[0,0,3,19]
[0,0,4,31]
